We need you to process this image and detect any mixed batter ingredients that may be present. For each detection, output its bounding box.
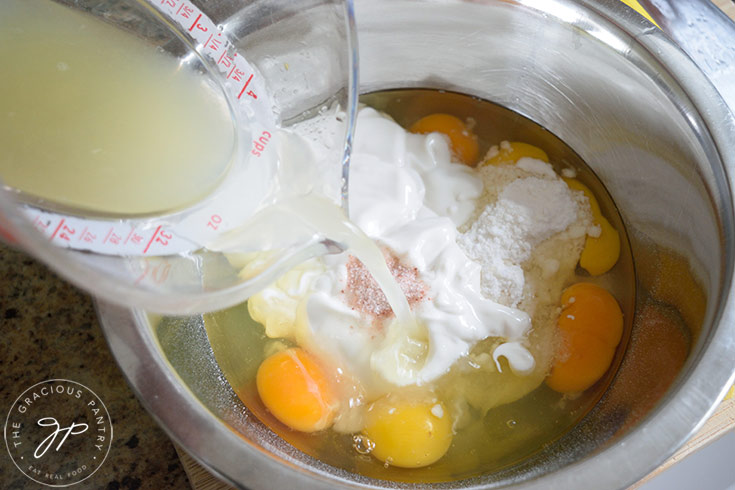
[209,93,630,480]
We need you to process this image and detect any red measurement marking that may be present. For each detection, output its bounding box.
[176,2,185,14]
[143,225,162,254]
[237,74,254,100]
[251,130,272,157]
[59,224,75,241]
[230,67,246,82]
[189,13,202,32]
[123,227,135,245]
[33,215,50,232]
[78,226,88,242]
[207,36,222,50]
[219,54,234,70]
[206,214,223,230]
[203,33,213,49]
[35,219,50,232]
[155,230,172,246]
[49,219,65,241]
[102,227,113,244]
[81,230,97,243]
[178,4,194,19]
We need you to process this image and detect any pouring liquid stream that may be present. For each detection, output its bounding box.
[284,196,414,326]
[217,194,416,326]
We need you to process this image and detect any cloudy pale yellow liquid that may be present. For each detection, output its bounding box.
[0,0,235,216]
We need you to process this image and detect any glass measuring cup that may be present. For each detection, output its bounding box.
[0,0,358,314]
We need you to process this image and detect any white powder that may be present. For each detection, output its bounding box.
[458,161,582,307]
[445,158,594,414]
[516,157,557,178]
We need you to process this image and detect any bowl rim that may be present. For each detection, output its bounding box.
[97,0,735,488]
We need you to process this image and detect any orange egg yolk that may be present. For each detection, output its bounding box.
[362,396,453,468]
[409,113,479,166]
[563,178,620,276]
[546,283,624,393]
[482,141,549,166]
[256,347,337,432]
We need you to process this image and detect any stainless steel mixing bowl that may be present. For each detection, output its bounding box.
[97,0,735,488]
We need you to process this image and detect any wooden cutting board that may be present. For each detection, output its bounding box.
[715,0,735,18]
[179,1,735,488]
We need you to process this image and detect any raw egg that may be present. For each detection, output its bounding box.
[409,113,479,166]
[362,394,453,468]
[546,283,624,393]
[256,347,337,432]
[564,178,620,276]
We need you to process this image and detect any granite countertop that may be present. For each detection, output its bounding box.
[0,243,190,490]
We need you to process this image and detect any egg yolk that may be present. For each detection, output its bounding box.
[564,178,620,276]
[482,141,549,166]
[409,113,479,166]
[362,396,453,468]
[256,348,337,432]
[546,283,624,393]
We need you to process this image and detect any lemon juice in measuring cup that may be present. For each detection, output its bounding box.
[0,0,358,313]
